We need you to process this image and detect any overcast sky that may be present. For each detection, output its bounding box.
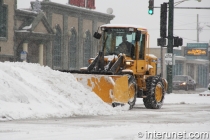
[17,0,210,47]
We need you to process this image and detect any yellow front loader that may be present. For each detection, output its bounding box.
[62,24,168,109]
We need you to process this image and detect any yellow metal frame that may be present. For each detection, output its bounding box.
[73,74,135,104]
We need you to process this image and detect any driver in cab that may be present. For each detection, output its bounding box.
[116,35,134,58]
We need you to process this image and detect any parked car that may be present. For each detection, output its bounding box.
[173,75,196,91]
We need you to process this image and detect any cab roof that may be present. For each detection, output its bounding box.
[100,24,147,32]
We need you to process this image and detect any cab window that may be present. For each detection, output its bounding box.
[139,34,146,60]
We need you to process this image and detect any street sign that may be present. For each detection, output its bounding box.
[184,48,208,56]
[187,43,208,48]
[165,53,172,65]
[20,51,27,60]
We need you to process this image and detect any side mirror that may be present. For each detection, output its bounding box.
[135,30,141,41]
[93,32,101,39]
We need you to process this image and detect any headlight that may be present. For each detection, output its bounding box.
[180,82,186,85]
[126,61,131,66]
[125,60,134,66]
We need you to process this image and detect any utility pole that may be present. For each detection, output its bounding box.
[167,0,174,94]
[197,14,199,42]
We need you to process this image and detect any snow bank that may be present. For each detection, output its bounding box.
[136,91,210,105]
[0,62,117,121]
[199,90,210,96]
[164,92,210,104]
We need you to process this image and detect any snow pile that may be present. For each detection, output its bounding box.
[0,62,117,121]
[199,90,210,96]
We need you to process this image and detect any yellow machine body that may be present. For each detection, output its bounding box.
[73,74,132,104]
[66,24,168,109]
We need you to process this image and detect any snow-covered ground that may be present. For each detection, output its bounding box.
[0,62,118,121]
[0,62,209,120]
[0,62,210,140]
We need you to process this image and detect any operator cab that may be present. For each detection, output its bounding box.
[94,24,148,60]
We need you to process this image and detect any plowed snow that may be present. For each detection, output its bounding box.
[0,62,118,120]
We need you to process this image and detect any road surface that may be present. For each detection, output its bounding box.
[1,98,210,140]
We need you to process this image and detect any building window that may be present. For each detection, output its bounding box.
[83,30,91,67]
[53,25,62,68]
[187,64,194,79]
[173,61,183,76]
[69,28,77,69]
[0,0,7,38]
[197,65,208,88]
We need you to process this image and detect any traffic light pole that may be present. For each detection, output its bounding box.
[154,1,209,94]
[167,0,174,94]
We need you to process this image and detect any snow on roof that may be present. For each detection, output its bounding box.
[15,30,30,32]
[175,56,185,58]
[17,9,38,14]
[195,59,209,62]
[101,24,147,31]
[22,24,32,30]
[146,54,157,59]
[175,56,186,60]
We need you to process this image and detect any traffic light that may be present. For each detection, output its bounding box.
[173,37,183,47]
[160,3,167,38]
[148,0,154,15]
[157,38,166,47]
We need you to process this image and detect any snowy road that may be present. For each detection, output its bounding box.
[1,101,210,140]
[1,63,210,140]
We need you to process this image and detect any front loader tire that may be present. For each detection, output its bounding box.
[143,76,165,109]
[128,75,137,110]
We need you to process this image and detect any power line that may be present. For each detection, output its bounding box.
[174,34,209,42]
[176,13,210,16]
[149,28,210,30]
[174,29,210,30]
[174,22,196,27]
[175,14,210,19]
[174,21,196,28]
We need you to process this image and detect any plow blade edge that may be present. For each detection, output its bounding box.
[73,74,132,105]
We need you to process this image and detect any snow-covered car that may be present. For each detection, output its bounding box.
[173,75,196,91]
[208,83,210,90]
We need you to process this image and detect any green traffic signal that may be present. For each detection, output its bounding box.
[148,9,153,15]
[148,0,154,15]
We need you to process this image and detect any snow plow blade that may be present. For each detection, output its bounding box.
[73,74,131,105]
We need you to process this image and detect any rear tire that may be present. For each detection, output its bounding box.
[143,76,165,109]
[127,75,137,110]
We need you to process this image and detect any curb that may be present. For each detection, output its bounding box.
[199,93,210,96]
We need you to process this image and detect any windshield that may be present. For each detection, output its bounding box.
[173,76,187,81]
[103,28,138,58]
